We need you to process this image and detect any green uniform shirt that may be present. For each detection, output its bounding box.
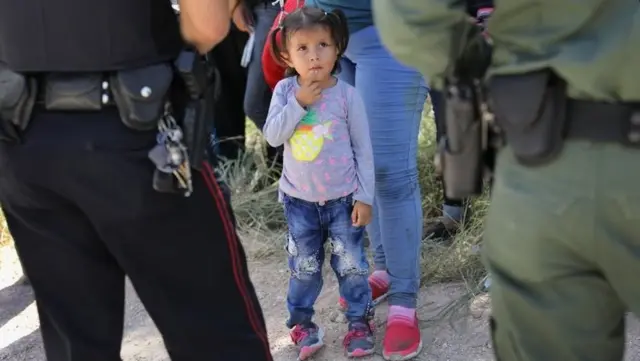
[372,0,640,102]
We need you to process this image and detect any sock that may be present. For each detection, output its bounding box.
[369,270,389,290]
[443,204,463,222]
[388,305,416,326]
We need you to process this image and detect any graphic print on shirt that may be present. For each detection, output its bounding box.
[289,109,333,162]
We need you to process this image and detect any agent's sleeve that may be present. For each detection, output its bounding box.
[372,0,475,89]
[346,88,375,207]
[263,79,307,147]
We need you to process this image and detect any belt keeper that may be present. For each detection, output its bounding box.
[626,111,640,145]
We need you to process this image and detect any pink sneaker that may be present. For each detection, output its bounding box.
[290,322,324,360]
[382,312,422,360]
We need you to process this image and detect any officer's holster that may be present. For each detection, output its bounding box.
[0,67,37,142]
[489,70,567,166]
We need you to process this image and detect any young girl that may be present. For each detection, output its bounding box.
[263,7,375,360]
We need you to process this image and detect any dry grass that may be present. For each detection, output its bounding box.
[0,209,11,248]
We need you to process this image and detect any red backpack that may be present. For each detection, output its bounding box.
[261,0,305,91]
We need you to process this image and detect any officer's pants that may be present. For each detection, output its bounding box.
[483,141,640,361]
[0,109,273,361]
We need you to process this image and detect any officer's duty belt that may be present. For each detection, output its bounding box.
[34,67,175,134]
[35,73,116,109]
[566,100,640,146]
[2,64,174,134]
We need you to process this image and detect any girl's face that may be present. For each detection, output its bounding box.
[283,25,338,84]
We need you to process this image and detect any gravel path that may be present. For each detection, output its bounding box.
[2,246,640,361]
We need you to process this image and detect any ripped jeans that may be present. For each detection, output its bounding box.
[282,193,372,327]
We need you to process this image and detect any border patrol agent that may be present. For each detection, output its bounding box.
[0,0,273,360]
[372,0,640,360]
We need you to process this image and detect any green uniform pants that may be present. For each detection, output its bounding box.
[483,141,640,361]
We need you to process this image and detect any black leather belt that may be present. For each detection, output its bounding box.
[35,73,116,109]
[566,100,640,146]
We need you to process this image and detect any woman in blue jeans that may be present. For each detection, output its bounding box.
[307,1,428,360]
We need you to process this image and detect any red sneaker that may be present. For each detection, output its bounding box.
[289,322,324,360]
[382,315,422,360]
[339,274,389,310]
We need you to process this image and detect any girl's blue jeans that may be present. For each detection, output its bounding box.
[339,26,428,309]
[283,193,372,327]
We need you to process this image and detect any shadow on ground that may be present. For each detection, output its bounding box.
[0,329,42,360]
[0,276,33,331]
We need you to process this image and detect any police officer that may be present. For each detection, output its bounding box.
[0,1,273,360]
[372,1,639,361]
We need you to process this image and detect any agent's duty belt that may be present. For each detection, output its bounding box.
[566,100,640,146]
[436,69,640,200]
[489,70,640,167]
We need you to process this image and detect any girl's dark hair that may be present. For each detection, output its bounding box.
[269,7,349,77]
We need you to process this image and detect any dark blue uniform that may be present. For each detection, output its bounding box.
[0,1,273,360]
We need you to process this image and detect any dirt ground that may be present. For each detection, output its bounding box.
[2,245,640,361]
